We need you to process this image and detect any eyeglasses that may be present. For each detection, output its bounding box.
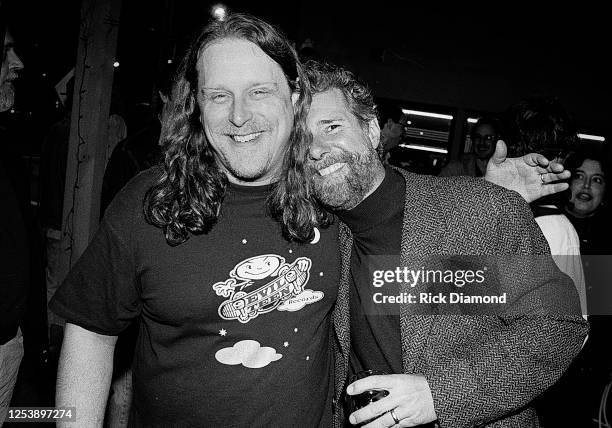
[471,134,498,144]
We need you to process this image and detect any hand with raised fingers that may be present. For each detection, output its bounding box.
[485,140,570,203]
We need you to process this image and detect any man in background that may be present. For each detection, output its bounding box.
[439,115,504,177]
[0,7,26,423]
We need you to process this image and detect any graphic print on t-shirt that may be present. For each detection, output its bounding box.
[212,254,322,323]
[215,339,283,368]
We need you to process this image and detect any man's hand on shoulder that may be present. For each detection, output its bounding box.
[485,140,570,203]
[347,374,437,427]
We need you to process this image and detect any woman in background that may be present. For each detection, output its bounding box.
[564,148,609,254]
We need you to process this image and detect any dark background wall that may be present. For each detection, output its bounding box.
[3,0,609,151]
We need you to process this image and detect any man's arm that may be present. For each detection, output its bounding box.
[348,187,587,428]
[56,323,118,428]
[425,189,587,427]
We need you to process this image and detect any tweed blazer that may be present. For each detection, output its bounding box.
[331,168,588,428]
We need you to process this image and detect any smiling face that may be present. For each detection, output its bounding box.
[306,88,383,211]
[234,255,282,280]
[568,159,606,218]
[0,31,24,112]
[196,38,295,185]
[471,123,497,160]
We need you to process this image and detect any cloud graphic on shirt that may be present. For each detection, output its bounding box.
[278,289,324,312]
[215,340,282,369]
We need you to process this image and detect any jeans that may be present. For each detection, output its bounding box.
[45,229,65,330]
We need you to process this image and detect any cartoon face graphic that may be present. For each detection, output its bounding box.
[214,254,318,323]
[232,255,284,280]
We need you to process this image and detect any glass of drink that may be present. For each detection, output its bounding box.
[346,369,389,417]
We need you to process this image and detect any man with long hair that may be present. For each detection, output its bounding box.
[51,14,338,427]
[289,61,587,427]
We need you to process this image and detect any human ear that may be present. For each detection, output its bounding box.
[368,118,381,149]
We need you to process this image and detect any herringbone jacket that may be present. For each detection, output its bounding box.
[331,168,588,428]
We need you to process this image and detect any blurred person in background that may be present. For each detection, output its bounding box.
[0,9,26,424]
[100,63,175,215]
[562,146,611,428]
[506,96,586,313]
[439,115,504,177]
[506,97,606,427]
[564,147,609,254]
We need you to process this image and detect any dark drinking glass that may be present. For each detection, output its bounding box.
[347,369,389,417]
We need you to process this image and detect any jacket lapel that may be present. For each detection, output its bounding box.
[395,168,441,373]
[333,222,353,404]
[334,222,352,358]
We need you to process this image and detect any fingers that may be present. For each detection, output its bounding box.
[347,375,394,395]
[544,171,571,182]
[539,171,571,185]
[350,395,400,426]
[489,140,507,165]
[359,405,419,428]
[360,410,398,428]
[539,182,570,196]
[522,152,550,168]
[548,161,566,174]
[522,154,568,175]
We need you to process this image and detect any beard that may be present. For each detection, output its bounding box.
[308,146,380,211]
[0,81,16,112]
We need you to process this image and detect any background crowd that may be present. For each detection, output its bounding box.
[1,1,610,427]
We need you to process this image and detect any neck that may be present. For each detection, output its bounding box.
[226,174,278,186]
[362,161,386,201]
[220,161,281,187]
[565,205,596,219]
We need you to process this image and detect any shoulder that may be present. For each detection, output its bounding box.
[534,213,576,232]
[395,168,541,251]
[397,167,525,212]
[535,214,581,254]
[123,165,163,192]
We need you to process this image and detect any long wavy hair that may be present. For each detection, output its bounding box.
[268,67,333,243]
[144,13,310,246]
[270,61,378,242]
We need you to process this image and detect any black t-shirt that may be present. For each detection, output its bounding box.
[50,168,340,427]
[335,167,404,376]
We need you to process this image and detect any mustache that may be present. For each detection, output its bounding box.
[5,72,19,82]
[219,122,269,136]
[307,153,355,172]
